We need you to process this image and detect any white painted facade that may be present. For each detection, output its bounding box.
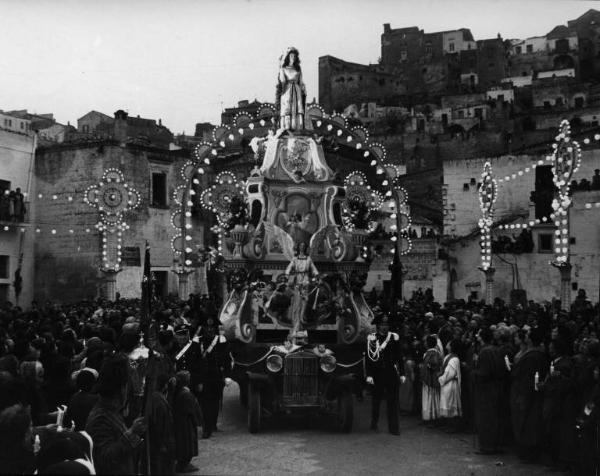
[537,68,576,80]
[0,128,36,306]
[443,148,600,303]
[442,31,476,54]
[503,76,533,88]
[0,112,31,135]
[487,87,515,103]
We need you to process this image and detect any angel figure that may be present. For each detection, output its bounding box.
[264,222,339,330]
[285,241,319,333]
[276,47,306,131]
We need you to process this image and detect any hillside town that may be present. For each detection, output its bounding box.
[1,6,600,476]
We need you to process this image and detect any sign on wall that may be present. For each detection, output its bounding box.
[121,246,141,266]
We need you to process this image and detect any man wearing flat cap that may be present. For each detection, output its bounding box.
[365,311,405,435]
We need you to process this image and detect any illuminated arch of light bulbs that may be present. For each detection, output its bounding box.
[83,168,141,272]
[170,102,413,259]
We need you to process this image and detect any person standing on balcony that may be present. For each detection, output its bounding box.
[13,188,25,222]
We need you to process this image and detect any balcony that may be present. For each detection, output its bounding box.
[0,200,29,225]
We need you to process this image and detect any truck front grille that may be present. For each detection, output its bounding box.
[283,352,319,405]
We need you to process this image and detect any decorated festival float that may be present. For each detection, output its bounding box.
[171,48,412,432]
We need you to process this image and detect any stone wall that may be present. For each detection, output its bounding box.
[33,142,190,302]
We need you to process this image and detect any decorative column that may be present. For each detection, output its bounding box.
[102,269,120,301]
[551,261,572,311]
[478,162,497,275]
[550,120,581,311]
[84,169,140,301]
[479,266,496,305]
[173,267,194,300]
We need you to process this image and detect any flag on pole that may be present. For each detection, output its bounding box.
[141,242,152,343]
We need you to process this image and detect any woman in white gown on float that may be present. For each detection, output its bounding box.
[277,47,306,131]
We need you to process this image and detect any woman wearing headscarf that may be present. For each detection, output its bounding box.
[173,370,202,473]
[438,339,462,431]
[421,335,442,425]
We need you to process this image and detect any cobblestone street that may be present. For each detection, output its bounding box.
[191,384,559,476]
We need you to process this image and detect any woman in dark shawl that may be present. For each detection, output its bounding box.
[173,370,203,473]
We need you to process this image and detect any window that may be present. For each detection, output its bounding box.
[526,44,533,53]
[458,110,465,118]
[538,233,553,252]
[82,125,89,133]
[7,120,11,127]
[425,42,432,54]
[570,237,576,245]
[0,285,7,304]
[474,108,483,118]
[449,43,455,52]
[534,165,553,219]
[498,94,504,102]
[151,172,167,207]
[572,282,578,291]
[574,97,584,108]
[463,183,470,191]
[556,97,563,106]
[400,50,407,61]
[516,46,522,54]
[20,122,24,130]
[544,101,551,108]
[0,256,8,279]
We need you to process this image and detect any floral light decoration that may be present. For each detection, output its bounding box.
[342,172,383,232]
[197,172,247,254]
[550,119,581,265]
[478,161,497,270]
[390,185,412,257]
[83,168,140,272]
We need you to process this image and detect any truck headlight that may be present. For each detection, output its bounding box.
[266,354,283,373]
[320,355,336,373]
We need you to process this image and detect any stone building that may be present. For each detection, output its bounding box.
[0,112,36,306]
[77,110,114,134]
[567,9,600,81]
[32,127,189,302]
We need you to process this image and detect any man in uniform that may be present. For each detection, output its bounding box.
[174,324,203,414]
[197,318,231,439]
[365,313,405,435]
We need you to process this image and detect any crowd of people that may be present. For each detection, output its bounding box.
[368,287,600,475]
[0,296,229,475]
[0,286,599,475]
